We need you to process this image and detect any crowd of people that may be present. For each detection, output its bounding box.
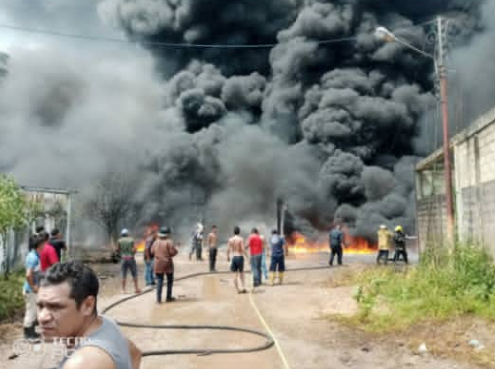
[328,223,412,266]
[19,221,414,369]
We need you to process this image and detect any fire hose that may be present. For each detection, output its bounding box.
[102,266,330,358]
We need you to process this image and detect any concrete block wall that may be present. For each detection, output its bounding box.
[417,107,495,256]
[416,195,447,252]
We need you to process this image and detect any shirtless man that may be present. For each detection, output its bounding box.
[227,226,247,294]
[207,225,219,272]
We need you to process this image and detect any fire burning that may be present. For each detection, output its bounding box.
[135,224,159,253]
[287,232,377,255]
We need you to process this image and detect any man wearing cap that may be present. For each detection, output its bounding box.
[377,225,393,265]
[151,227,179,303]
[117,229,141,294]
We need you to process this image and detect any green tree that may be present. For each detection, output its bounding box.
[0,174,40,277]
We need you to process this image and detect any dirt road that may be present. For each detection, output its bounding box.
[0,250,486,369]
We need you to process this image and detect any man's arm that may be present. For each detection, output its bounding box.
[227,239,231,261]
[128,338,142,369]
[169,242,179,257]
[62,347,115,369]
[150,240,156,257]
[242,239,248,259]
[26,268,37,293]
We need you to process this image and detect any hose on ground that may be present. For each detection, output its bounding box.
[102,265,329,357]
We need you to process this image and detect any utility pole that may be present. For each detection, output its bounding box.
[437,16,455,243]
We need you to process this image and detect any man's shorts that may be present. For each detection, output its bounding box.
[121,257,137,278]
[269,255,285,272]
[230,256,244,272]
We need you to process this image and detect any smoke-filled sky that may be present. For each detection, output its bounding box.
[0,0,494,240]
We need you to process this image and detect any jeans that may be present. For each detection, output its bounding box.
[145,259,155,285]
[155,273,174,303]
[329,245,343,265]
[250,254,262,287]
[209,248,217,271]
[261,252,268,279]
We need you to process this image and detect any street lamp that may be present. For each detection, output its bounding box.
[375,17,455,243]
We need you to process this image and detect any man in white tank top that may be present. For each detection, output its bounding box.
[37,261,141,369]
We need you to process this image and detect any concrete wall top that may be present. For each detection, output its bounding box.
[416,106,495,172]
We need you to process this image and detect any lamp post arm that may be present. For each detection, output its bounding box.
[393,36,435,60]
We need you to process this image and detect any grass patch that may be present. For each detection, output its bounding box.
[0,271,25,322]
[347,243,495,332]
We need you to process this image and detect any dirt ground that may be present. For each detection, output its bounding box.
[1,250,494,368]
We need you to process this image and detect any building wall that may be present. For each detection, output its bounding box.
[416,195,446,252]
[416,107,495,256]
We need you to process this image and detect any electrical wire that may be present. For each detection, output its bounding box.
[0,23,358,49]
[0,18,441,49]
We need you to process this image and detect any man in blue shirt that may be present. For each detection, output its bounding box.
[269,230,286,286]
[23,233,46,340]
[329,224,345,266]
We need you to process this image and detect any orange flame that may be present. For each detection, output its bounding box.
[135,240,146,252]
[135,223,159,252]
[287,232,377,255]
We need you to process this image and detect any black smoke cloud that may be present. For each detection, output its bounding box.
[0,0,493,241]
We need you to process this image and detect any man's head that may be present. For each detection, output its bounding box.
[212,225,217,232]
[380,224,387,230]
[234,226,240,235]
[158,226,170,238]
[37,231,49,250]
[50,228,61,238]
[121,228,129,237]
[32,234,47,253]
[38,261,99,339]
[251,228,258,234]
[272,229,278,235]
[35,225,45,235]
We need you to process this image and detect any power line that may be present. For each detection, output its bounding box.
[0,23,360,49]
[0,19,442,50]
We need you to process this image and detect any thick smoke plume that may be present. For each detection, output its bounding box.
[0,0,493,242]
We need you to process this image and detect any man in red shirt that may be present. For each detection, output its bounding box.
[246,228,263,289]
[39,231,59,272]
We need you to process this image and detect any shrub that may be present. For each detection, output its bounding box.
[352,243,495,331]
[0,271,25,322]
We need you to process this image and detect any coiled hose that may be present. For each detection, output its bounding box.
[102,266,329,357]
